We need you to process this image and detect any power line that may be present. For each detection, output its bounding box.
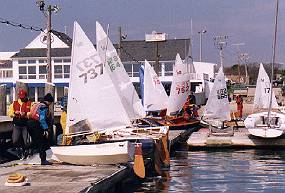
[0,17,44,32]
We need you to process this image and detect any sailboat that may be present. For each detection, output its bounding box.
[244,0,285,138]
[149,53,200,129]
[51,21,135,165]
[94,21,168,132]
[244,64,285,138]
[143,59,168,113]
[202,66,231,129]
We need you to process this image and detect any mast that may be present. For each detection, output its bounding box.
[268,0,279,119]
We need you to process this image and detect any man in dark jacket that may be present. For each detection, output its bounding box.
[27,93,54,165]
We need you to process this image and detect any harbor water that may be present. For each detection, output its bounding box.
[126,145,285,193]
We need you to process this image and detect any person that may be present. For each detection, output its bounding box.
[27,93,54,165]
[8,89,32,160]
[59,95,71,145]
[236,95,243,118]
[189,91,196,105]
[183,93,198,120]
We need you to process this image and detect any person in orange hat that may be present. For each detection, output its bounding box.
[8,89,32,160]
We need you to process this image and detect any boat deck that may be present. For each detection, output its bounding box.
[188,127,285,148]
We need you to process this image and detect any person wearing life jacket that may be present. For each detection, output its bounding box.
[183,92,199,120]
[8,89,32,160]
[236,95,243,118]
[27,93,54,165]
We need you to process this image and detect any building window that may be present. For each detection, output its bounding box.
[63,59,71,63]
[54,65,63,78]
[54,59,63,63]
[19,66,36,79]
[63,65,70,78]
[19,66,27,79]
[0,70,12,78]
[133,63,141,77]
[123,63,132,76]
[54,65,70,79]
[39,60,47,63]
[39,66,47,79]
[28,66,36,79]
[18,60,27,64]
[28,60,36,64]
[164,62,173,76]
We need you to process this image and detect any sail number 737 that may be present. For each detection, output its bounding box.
[76,54,103,84]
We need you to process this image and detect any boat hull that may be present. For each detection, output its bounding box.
[244,112,285,138]
[51,141,135,165]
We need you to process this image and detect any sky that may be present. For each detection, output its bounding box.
[0,0,284,66]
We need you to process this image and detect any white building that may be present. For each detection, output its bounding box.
[0,30,216,103]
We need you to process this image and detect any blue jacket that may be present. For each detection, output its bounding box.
[38,104,49,130]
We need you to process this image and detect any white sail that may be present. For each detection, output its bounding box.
[143,60,168,111]
[253,63,278,109]
[66,21,131,134]
[167,53,190,115]
[96,21,146,120]
[203,67,230,121]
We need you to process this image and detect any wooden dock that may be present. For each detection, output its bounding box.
[0,127,197,193]
[188,127,285,148]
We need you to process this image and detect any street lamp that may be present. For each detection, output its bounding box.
[198,29,207,62]
[36,0,60,83]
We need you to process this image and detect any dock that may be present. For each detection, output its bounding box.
[188,127,285,148]
[0,127,197,193]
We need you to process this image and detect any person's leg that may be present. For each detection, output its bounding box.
[21,127,29,159]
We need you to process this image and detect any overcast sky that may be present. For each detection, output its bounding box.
[0,0,284,66]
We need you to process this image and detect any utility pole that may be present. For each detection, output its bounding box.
[232,43,245,83]
[240,53,249,84]
[213,35,228,70]
[36,0,60,83]
[47,5,52,83]
[198,29,207,62]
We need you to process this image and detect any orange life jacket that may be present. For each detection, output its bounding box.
[13,100,31,118]
[29,102,44,121]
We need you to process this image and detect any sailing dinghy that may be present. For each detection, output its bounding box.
[244,64,285,138]
[94,21,169,137]
[149,53,200,129]
[202,66,231,131]
[51,21,135,165]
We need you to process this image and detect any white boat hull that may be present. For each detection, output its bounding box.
[244,112,285,138]
[51,141,135,165]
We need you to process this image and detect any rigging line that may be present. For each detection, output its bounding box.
[0,18,44,32]
[268,0,279,119]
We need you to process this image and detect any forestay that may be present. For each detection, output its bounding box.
[66,21,131,134]
[143,60,168,111]
[253,63,278,109]
[203,67,230,121]
[167,53,190,115]
[96,21,146,120]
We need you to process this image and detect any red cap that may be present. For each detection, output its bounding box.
[18,89,27,99]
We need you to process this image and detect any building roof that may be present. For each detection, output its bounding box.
[11,48,71,58]
[52,30,72,47]
[11,29,190,62]
[119,39,190,62]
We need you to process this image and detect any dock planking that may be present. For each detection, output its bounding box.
[188,127,285,148]
[0,161,130,193]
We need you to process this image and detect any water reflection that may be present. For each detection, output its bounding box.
[130,148,285,193]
